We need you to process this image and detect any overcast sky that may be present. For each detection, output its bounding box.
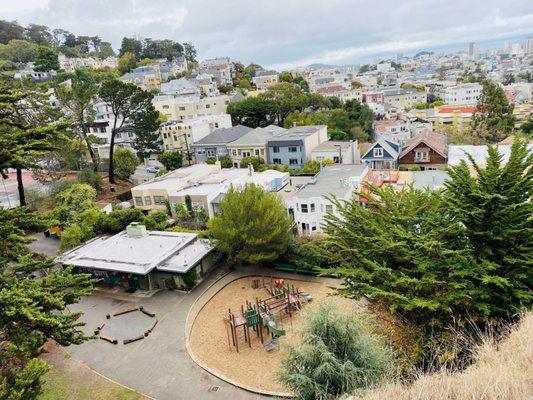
[2,0,532,69]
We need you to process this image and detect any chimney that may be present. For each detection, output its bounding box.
[126,222,147,238]
[248,163,254,176]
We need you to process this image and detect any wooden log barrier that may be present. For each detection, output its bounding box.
[123,335,145,345]
[113,307,139,317]
[100,335,118,345]
[140,307,156,318]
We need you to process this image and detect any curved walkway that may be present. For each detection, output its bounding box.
[66,265,267,400]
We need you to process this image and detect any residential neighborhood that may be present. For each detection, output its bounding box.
[0,6,532,400]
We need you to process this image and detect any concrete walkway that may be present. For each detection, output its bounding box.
[67,265,267,400]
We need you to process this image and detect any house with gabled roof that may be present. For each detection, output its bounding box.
[361,138,401,170]
[191,125,252,162]
[399,132,448,170]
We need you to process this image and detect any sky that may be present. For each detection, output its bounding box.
[2,0,533,70]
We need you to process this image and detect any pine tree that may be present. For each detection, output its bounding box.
[444,139,532,317]
[207,183,291,264]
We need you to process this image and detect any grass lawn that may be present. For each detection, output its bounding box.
[38,343,147,400]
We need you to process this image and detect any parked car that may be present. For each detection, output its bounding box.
[146,166,160,173]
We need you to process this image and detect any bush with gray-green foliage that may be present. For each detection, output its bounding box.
[77,169,104,191]
[113,147,140,180]
[278,303,390,400]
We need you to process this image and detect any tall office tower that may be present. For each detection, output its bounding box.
[503,40,510,54]
[468,42,479,56]
[525,37,533,54]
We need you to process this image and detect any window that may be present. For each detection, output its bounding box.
[272,146,280,153]
[373,147,383,157]
[206,149,216,157]
[310,203,315,212]
[255,149,260,156]
[273,158,282,164]
[415,151,429,161]
[162,105,169,109]
[289,159,298,165]
[325,204,333,213]
[144,196,152,206]
[205,104,210,108]
[232,150,237,156]
[135,197,143,206]
[179,106,186,111]
[288,146,297,153]
[153,196,165,205]
[301,204,308,213]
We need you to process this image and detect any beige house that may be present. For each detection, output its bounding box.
[153,95,230,121]
[251,71,279,90]
[160,114,232,152]
[311,140,360,164]
[227,125,287,167]
[131,163,289,218]
[382,88,427,111]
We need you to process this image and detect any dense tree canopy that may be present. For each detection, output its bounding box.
[472,80,515,143]
[208,183,291,264]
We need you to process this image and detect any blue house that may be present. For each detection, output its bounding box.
[265,125,328,168]
[361,138,401,170]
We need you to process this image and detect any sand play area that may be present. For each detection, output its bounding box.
[189,275,358,394]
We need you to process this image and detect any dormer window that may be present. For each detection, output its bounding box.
[373,147,383,157]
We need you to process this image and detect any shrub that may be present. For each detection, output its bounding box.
[24,188,50,211]
[410,165,421,171]
[142,211,168,230]
[77,169,104,191]
[47,178,77,197]
[158,151,183,171]
[182,267,198,290]
[205,155,232,168]
[278,303,391,400]
[113,147,140,180]
[240,156,265,170]
[60,224,84,251]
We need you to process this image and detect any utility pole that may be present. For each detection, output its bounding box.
[181,133,192,165]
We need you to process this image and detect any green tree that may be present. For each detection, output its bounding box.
[117,51,137,74]
[207,183,291,264]
[0,257,93,399]
[240,156,265,170]
[472,80,515,143]
[227,96,277,128]
[278,71,293,83]
[33,46,59,71]
[0,83,69,206]
[182,42,197,63]
[119,37,142,58]
[238,78,252,91]
[113,147,140,180]
[519,116,533,137]
[0,39,37,63]
[158,151,183,170]
[98,78,158,183]
[278,303,390,400]
[444,140,532,318]
[132,106,162,160]
[320,185,473,330]
[0,20,25,44]
[24,23,52,46]
[54,183,98,225]
[55,68,100,171]
[261,82,308,125]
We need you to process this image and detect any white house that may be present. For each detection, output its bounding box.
[289,164,369,235]
[443,83,482,105]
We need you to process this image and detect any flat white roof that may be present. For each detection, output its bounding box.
[158,239,213,273]
[57,230,212,275]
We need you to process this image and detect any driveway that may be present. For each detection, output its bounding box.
[68,267,266,400]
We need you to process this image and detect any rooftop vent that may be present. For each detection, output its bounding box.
[126,222,147,238]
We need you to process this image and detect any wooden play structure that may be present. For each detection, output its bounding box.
[224,277,312,353]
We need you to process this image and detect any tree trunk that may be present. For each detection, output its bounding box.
[108,131,116,184]
[16,167,26,207]
[80,123,99,172]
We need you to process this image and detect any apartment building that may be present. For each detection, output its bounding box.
[373,119,412,144]
[131,163,289,217]
[159,114,232,152]
[227,125,287,167]
[382,88,427,110]
[120,66,162,91]
[251,71,279,90]
[288,164,369,235]
[443,83,482,105]
[153,95,230,121]
[266,125,328,168]
[198,57,234,85]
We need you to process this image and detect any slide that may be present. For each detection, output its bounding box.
[266,320,285,337]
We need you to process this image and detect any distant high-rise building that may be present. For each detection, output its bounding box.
[468,42,479,56]
[511,41,522,55]
[525,37,533,54]
[503,40,511,54]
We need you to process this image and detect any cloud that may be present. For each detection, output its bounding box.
[3,0,532,69]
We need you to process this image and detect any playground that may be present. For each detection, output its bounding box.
[188,275,358,394]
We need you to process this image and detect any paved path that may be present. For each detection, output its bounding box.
[67,265,267,400]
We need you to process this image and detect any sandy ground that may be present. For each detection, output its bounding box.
[189,276,358,393]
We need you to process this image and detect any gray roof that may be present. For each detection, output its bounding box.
[295,164,368,199]
[412,170,450,190]
[362,138,401,159]
[191,125,253,147]
[227,126,285,147]
[312,140,355,151]
[268,125,326,142]
[160,78,198,95]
